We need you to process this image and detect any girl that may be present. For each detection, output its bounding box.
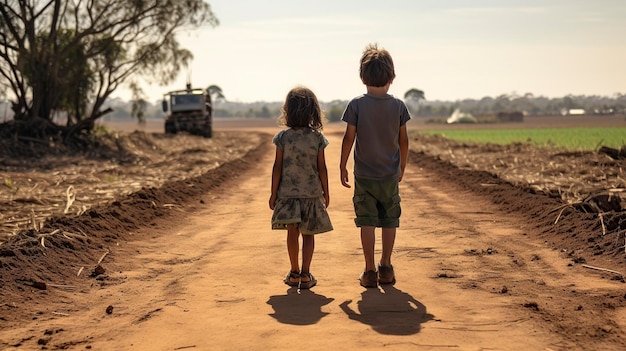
[269,86,333,289]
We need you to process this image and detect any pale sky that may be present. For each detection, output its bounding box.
[116,0,626,103]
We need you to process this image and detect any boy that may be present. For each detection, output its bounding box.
[339,43,411,288]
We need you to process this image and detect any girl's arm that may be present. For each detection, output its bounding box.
[269,146,283,210]
[317,149,330,208]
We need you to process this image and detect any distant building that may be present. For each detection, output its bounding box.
[560,108,586,116]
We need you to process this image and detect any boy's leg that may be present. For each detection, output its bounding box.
[378,227,397,284]
[380,227,396,267]
[360,226,376,271]
[300,234,315,276]
[286,224,300,273]
[359,226,378,288]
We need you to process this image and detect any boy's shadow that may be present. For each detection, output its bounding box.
[267,288,335,325]
[339,285,434,335]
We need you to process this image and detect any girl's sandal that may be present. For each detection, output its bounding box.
[298,272,317,289]
[284,271,300,287]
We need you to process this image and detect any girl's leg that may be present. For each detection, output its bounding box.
[380,227,396,267]
[286,224,300,273]
[360,226,376,271]
[300,234,315,276]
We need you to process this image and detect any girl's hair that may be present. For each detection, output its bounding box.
[359,43,396,87]
[279,86,324,130]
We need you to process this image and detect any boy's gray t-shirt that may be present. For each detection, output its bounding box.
[341,93,411,180]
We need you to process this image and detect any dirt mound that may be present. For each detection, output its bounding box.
[411,134,626,269]
[411,150,625,269]
[0,130,270,324]
[0,131,264,242]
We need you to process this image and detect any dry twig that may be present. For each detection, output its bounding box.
[97,249,110,265]
[551,203,576,224]
[30,209,40,232]
[598,213,607,235]
[64,185,76,214]
[582,264,623,276]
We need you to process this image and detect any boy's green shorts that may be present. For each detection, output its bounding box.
[352,177,401,228]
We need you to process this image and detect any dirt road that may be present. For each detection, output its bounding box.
[1,124,624,350]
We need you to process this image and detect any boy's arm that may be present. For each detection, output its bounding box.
[398,124,409,182]
[340,124,356,188]
[317,149,330,208]
[269,147,283,209]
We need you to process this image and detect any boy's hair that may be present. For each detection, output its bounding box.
[359,43,396,87]
[279,86,324,130]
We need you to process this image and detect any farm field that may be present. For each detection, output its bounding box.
[419,127,626,150]
[0,115,625,350]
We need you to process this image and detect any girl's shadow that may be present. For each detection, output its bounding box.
[339,285,434,335]
[266,288,335,325]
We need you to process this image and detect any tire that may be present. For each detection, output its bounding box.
[165,121,176,134]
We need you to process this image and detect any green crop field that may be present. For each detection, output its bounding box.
[417,127,626,151]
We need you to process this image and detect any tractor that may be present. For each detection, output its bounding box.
[162,84,212,138]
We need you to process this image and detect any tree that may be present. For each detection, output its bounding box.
[0,0,219,138]
[325,103,344,122]
[206,85,225,103]
[404,88,425,115]
[493,94,511,112]
[205,84,224,118]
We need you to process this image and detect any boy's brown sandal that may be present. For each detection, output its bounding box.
[359,270,378,288]
[378,264,396,285]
